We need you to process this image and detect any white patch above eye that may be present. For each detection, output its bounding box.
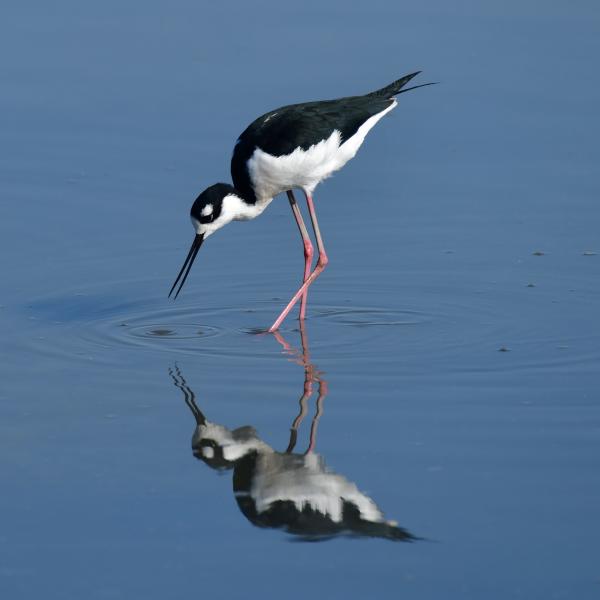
[201,204,213,217]
[202,446,215,459]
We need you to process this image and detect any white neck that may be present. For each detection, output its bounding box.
[192,193,272,238]
[222,193,270,222]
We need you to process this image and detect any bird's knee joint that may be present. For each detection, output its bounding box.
[318,254,329,267]
[304,240,314,258]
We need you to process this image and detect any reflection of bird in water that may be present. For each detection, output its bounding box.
[169,327,416,542]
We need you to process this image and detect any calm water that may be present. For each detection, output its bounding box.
[1,1,599,598]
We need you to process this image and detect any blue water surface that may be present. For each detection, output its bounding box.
[1,1,599,598]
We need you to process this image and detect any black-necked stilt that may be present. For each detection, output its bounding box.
[169,71,434,331]
[169,327,416,541]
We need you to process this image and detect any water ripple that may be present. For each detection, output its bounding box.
[19,281,600,376]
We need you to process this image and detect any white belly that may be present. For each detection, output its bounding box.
[246,100,396,201]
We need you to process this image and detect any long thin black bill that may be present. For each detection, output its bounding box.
[397,82,439,94]
[168,233,204,299]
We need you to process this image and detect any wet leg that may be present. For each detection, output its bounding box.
[269,192,328,332]
[286,190,313,321]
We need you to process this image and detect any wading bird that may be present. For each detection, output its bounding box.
[169,71,434,331]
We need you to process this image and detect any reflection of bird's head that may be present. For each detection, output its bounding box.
[169,364,273,470]
[192,421,271,471]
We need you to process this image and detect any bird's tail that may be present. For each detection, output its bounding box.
[369,71,436,99]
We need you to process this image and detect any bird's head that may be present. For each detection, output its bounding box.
[169,182,244,299]
[192,422,266,471]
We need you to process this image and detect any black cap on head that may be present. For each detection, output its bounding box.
[190,183,237,225]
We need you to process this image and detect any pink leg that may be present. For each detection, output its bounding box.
[286,190,313,321]
[268,191,329,332]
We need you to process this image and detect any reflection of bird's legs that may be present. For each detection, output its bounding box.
[305,378,327,454]
[296,319,327,453]
[168,365,206,425]
[272,317,314,372]
[285,368,312,453]
[274,329,315,452]
[273,322,327,454]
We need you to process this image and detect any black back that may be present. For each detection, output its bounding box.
[231,72,421,203]
[232,452,416,542]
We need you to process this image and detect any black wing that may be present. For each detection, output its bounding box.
[231,72,422,202]
[240,95,394,155]
[231,96,391,201]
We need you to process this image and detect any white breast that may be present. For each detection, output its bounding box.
[246,100,397,202]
